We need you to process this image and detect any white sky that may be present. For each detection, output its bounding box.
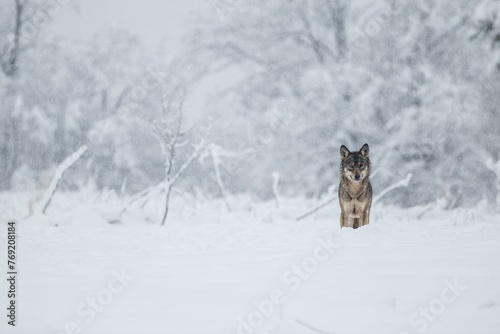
[41,0,230,121]
[44,0,211,53]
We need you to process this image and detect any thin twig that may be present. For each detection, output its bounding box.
[295,319,333,334]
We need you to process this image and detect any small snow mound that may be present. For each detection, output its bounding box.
[338,223,379,237]
[95,205,121,223]
[355,223,379,234]
[53,206,110,226]
[23,213,53,229]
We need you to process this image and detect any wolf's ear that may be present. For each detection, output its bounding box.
[360,143,369,157]
[340,145,350,160]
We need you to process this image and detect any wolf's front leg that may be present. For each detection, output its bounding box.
[340,212,345,228]
[353,217,359,229]
[361,209,370,226]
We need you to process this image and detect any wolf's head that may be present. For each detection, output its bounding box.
[340,143,370,183]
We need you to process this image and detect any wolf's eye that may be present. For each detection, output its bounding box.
[359,163,364,168]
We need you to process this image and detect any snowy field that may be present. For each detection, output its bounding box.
[1,194,499,334]
[1,0,500,333]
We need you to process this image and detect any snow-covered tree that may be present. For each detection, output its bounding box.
[0,0,34,190]
[187,0,500,208]
[150,89,210,225]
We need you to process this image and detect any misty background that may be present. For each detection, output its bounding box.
[1,0,499,218]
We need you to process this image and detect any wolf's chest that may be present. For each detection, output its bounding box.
[344,198,368,214]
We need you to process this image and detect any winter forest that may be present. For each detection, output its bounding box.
[1,0,500,334]
[0,0,499,214]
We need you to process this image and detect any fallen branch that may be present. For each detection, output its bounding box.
[373,173,412,205]
[296,172,412,220]
[120,183,164,215]
[296,195,337,221]
[417,201,437,219]
[37,145,88,214]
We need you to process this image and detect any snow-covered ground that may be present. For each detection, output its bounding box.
[1,194,499,334]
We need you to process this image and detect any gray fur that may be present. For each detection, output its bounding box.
[338,143,373,229]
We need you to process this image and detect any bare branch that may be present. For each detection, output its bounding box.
[198,41,268,68]
[2,0,24,77]
[170,127,211,187]
[207,144,232,211]
[111,86,132,113]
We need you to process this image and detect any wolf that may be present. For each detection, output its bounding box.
[338,143,372,229]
